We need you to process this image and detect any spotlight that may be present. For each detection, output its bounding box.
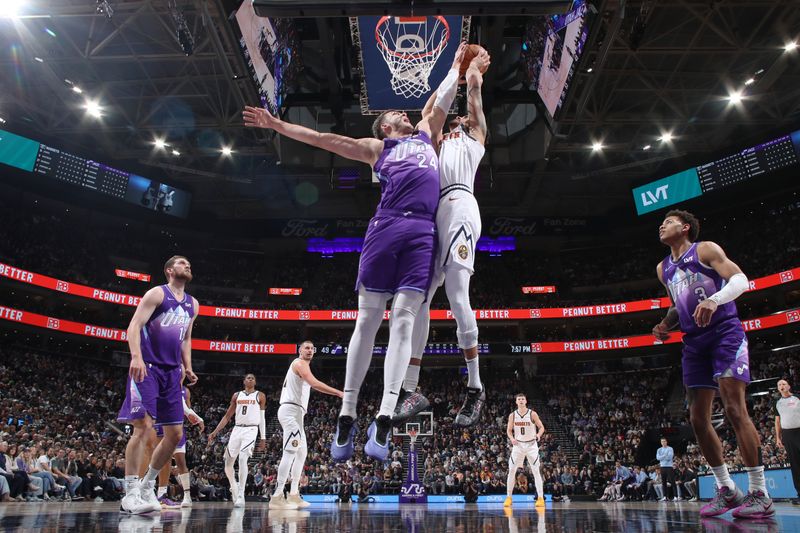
[0,0,23,18]
[642,144,651,151]
[591,142,603,152]
[171,149,180,156]
[744,78,755,86]
[586,67,593,73]
[658,132,673,142]
[727,90,743,104]
[34,57,44,63]
[153,138,166,150]
[72,86,82,94]
[785,41,797,52]
[221,146,233,156]
[84,99,102,118]
[0,117,6,124]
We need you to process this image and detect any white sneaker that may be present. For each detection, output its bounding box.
[229,482,238,502]
[120,491,154,515]
[138,480,161,513]
[287,493,310,508]
[234,495,245,508]
[659,497,667,502]
[269,494,298,510]
[181,494,192,508]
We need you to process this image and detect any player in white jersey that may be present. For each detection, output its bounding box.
[504,392,546,508]
[207,374,266,508]
[270,340,343,510]
[397,47,491,426]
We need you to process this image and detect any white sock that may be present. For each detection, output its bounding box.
[744,466,768,496]
[142,466,159,484]
[274,450,295,497]
[157,486,167,498]
[403,364,421,392]
[341,290,387,418]
[506,466,516,498]
[290,444,307,494]
[379,291,423,417]
[466,356,481,389]
[710,464,735,490]
[178,473,190,492]
[124,475,138,494]
[237,454,249,496]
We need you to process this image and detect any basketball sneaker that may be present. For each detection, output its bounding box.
[393,390,430,423]
[234,494,245,508]
[138,480,162,514]
[269,493,298,510]
[503,496,512,507]
[455,386,485,426]
[287,493,311,508]
[158,494,181,509]
[731,490,775,519]
[699,485,745,518]
[364,416,393,461]
[181,493,192,508]
[535,497,545,508]
[120,490,155,515]
[331,416,356,462]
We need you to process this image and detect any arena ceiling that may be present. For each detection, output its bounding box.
[1,0,799,221]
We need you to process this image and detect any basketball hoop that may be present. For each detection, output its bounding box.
[375,16,450,99]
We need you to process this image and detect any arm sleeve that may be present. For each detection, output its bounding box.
[258,409,266,440]
[708,273,749,305]
[434,68,459,113]
[182,396,202,423]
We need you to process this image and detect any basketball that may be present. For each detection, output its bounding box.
[460,44,489,77]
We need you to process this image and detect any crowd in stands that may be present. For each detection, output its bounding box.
[2,341,798,504]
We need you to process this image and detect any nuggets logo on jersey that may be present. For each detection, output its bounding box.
[458,244,469,260]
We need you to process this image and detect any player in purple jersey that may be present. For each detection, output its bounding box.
[117,255,199,515]
[652,210,773,519]
[244,44,469,462]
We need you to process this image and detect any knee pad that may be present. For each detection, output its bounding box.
[457,326,479,349]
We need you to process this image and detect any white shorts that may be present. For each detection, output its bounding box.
[435,191,481,279]
[278,404,306,452]
[226,426,259,458]
[510,440,541,471]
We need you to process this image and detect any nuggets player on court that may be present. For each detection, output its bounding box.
[207,374,266,508]
[398,48,490,426]
[505,393,545,508]
[244,44,468,462]
[269,340,343,510]
[116,255,198,515]
[653,210,772,519]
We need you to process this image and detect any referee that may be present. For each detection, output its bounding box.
[775,379,800,505]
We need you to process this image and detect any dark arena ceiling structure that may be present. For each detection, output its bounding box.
[0,0,798,223]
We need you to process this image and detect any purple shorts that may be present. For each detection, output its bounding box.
[155,423,187,449]
[682,318,750,389]
[117,363,184,426]
[356,211,436,294]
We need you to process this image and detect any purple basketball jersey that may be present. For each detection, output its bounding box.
[373,130,440,215]
[141,285,194,367]
[661,242,738,337]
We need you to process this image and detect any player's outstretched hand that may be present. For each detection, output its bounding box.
[693,299,718,328]
[243,105,279,130]
[451,41,468,71]
[129,357,147,383]
[469,49,491,73]
[652,322,670,341]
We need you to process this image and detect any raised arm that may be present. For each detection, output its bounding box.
[127,287,164,382]
[208,392,238,443]
[243,106,383,166]
[294,359,343,398]
[417,42,467,137]
[465,50,490,144]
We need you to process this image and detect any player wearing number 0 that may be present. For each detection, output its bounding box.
[504,393,545,508]
[117,255,199,515]
[243,44,469,463]
[397,47,490,427]
[207,374,266,508]
[653,210,773,519]
[269,340,343,510]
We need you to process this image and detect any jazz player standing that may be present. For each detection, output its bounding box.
[207,374,266,508]
[117,255,199,514]
[397,48,490,426]
[653,210,773,519]
[269,340,343,510]
[243,44,468,462]
[504,393,545,508]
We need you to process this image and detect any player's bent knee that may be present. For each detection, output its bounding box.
[457,327,479,349]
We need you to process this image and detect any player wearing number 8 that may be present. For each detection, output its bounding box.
[654,210,773,519]
[504,393,545,508]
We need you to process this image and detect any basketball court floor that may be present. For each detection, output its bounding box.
[1,501,798,532]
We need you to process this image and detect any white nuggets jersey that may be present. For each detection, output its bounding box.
[513,410,537,443]
[234,390,261,426]
[280,361,311,411]
[438,126,485,191]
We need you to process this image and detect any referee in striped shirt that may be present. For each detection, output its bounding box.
[775,379,800,505]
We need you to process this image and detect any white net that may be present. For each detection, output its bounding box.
[375,16,450,99]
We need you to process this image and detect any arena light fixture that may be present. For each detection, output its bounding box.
[727,90,743,104]
[744,78,755,86]
[34,56,44,63]
[658,132,673,143]
[0,0,23,18]
[153,138,167,150]
[591,142,603,152]
[785,41,797,52]
[642,144,651,151]
[84,99,102,118]
[0,117,6,124]
[71,86,82,94]
[221,146,233,156]
[172,149,180,156]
